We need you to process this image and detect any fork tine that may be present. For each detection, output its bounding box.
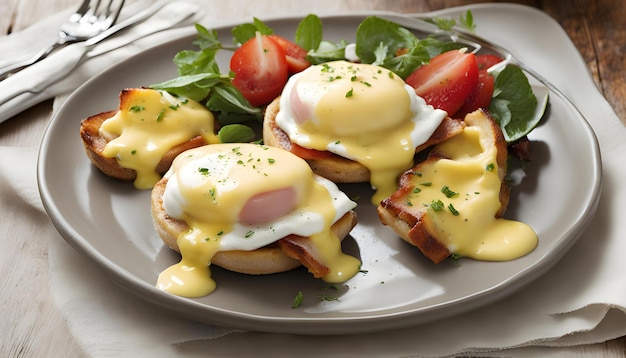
[97,0,125,29]
[68,0,93,23]
[107,0,125,25]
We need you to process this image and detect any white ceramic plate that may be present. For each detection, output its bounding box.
[38,8,601,335]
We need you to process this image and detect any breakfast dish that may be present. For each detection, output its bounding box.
[263,60,460,204]
[151,143,360,297]
[378,109,537,263]
[38,9,601,334]
[80,88,220,189]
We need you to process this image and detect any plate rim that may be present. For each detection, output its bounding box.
[37,7,603,335]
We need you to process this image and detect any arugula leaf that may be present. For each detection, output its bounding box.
[417,36,465,58]
[151,73,227,102]
[489,65,541,142]
[431,17,456,31]
[353,16,466,79]
[429,10,475,32]
[306,40,348,64]
[295,14,323,51]
[231,17,273,44]
[382,45,430,79]
[218,124,256,143]
[173,48,221,76]
[192,24,222,50]
[206,83,262,120]
[355,16,419,65]
[458,10,476,32]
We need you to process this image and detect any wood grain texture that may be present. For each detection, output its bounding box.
[0,1,624,357]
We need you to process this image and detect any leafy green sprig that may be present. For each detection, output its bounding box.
[151,24,261,143]
[151,11,544,145]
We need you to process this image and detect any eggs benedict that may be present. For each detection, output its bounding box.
[377,110,538,263]
[80,88,220,189]
[263,60,456,204]
[151,143,361,297]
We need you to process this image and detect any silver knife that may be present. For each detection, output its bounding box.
[0,0,196,115]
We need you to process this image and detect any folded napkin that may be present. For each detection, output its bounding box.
[2,3,626,357]
[0,0,202,124]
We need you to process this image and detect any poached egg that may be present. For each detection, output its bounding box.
[275,60,447,203]
[156,143,360,297]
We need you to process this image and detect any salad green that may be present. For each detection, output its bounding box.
[150,13,547,144]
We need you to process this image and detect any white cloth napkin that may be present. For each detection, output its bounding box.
[2,3,626,357]
[0,0,202,123]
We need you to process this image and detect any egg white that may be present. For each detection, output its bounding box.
[162,155,356,252]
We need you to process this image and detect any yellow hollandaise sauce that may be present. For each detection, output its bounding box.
[99,88,219,189]
[276,61,446,204]
[156,143,360,297]
[402,124,538,261]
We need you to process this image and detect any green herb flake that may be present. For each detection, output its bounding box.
[267,158,276,164]
[441,185,458,198]
[430,199,445,212]
[131,149,137,155]
[129,105,145,113]
[420,182,432,187]
[156,109,166,122]
[448,203,460,216]
[345,88,354,98]
[317,295,340,302]
[244,230,254,238]
[292,291,304,309]
[486,163,495,172]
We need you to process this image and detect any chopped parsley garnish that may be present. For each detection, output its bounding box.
[430,199,445,211]
[129,105,144,112]
[441,185,458,198]
[345,88,354,97]
[244,230,254,238]
[486,163,495,172]
[448,203,460,216]
[156,108,165,122]
[292,291,304,309]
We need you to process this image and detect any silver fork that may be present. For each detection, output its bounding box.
[0,0,125,79]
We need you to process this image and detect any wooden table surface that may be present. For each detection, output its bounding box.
[1,0,624,356]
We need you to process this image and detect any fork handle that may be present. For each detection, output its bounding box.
[0,40,67,80]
